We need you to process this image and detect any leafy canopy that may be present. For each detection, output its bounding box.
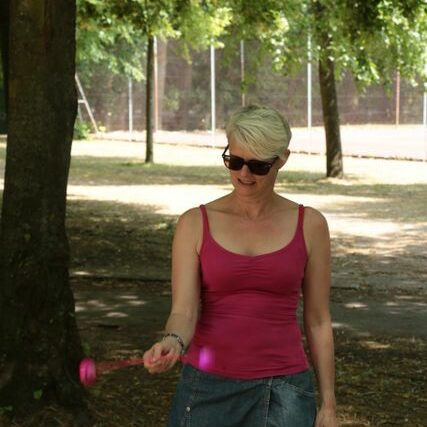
[224,0,427,87]
[77,0,232,79]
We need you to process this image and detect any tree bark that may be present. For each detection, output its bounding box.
[145,35,154,163]
[318,55,344,177]
[314,0,344,178]
[0,0,9,126]
[0,0,89,422]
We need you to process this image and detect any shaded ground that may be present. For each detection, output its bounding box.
[0,139,426,426]
[67,278,426,427]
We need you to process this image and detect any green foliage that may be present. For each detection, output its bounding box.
[0,406,13,416]
[73,120,91,140]
[82,341,92,356]
[224,0,427,87]
[77,0,148,80]
[33,390,43,400]
[175,2,232,53]
[76,1,232,78]
[307,0,427,88]
[76,0,426,89]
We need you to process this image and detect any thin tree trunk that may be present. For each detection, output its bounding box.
[318,56,344,177]
[145,34,154,163]
[314,0,344,178]
[0,0,89,422]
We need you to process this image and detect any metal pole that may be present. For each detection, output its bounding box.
[423,84,427,161]
[423,91,427,126]
[128,78,133,140]
[395,71,400,126]
[77,103,83,121]
[210,44,216,146]
[154,36,159,132]
[307,34,312,130]
[240,40,245,107]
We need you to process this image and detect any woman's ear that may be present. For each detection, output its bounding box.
[277,149,291,169]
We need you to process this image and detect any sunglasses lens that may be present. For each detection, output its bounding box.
[224,156,244,171]
[248,162,271,175]
[222,152,275,176]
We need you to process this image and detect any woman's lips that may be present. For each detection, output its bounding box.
[238,179,255,185]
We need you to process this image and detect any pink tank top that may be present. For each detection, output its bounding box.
[182,204,309,379]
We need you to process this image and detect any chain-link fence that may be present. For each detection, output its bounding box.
[77,39,425,133]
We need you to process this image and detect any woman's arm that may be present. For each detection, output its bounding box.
[143,208,202,373]
[166,207,202,344]
[302,208,337,426]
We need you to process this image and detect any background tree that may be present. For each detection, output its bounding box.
[76,0,232,163]
[226,0,427,177]
[0,0,89,422]
[76,0,182,163]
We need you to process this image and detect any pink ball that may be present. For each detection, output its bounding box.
[79,357,97,386]
[199,347,214,370]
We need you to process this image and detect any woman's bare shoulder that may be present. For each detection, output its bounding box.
[303,206,329,228]
[174,208,204,252]
[302,206,330,252]
[177,206,202,227]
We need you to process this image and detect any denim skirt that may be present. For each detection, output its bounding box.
[166,364,317,427]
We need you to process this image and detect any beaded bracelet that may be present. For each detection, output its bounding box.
[162,332,186,355]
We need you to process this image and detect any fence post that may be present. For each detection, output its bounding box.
[154,36,159,132]
[210,44,216,146]
[128,77,133,140]
[395,71,400,125]
[240,40,245,107]
[423,77,426,162]
[307,34,312,130]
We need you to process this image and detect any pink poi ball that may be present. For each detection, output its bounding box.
[79,357,97,386]
[198,347,214,370]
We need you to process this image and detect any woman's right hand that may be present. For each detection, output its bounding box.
[143,338,182,374]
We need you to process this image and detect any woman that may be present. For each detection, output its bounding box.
[143,105,337,427]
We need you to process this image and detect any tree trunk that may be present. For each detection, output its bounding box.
[0,0,89,422]
[315,0,344,178]
[318,56,344,177]
[145,35,154,163]
[0,0,9,127]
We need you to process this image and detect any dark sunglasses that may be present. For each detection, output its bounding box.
[221,145,278,176]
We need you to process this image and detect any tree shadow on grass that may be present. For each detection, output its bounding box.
[68,156,324,186]
[2,159,427,288]
[68,155,427,221]
[67,198,176,280]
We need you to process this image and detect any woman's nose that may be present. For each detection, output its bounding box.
[239,164,252,176]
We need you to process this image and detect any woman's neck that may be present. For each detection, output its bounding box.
[229,191,279,220]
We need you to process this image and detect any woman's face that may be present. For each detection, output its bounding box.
[227,136,288,197]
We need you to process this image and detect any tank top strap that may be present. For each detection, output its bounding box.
[297,204,305,232]
[199,204,210,239]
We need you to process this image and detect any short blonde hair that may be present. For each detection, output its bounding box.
[225,104,292,160]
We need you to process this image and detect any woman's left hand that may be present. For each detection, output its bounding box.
[315,404,338,427]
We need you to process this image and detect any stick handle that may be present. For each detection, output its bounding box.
[101,352,186,371]
[96,358,146,373]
